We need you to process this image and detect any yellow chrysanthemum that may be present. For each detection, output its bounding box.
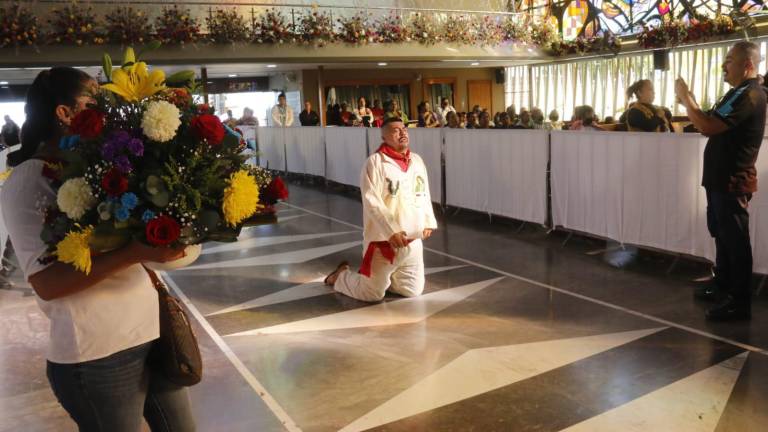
[102,61,166,102]
[222,170,260,227]
[0,169,12,181]
[56,226,93,274]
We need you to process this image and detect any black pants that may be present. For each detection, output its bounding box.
[706,190,753,307]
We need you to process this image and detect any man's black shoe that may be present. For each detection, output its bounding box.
[706,299,751,321]
[694,285,724,302]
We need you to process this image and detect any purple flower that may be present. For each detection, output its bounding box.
[114,155,132,173]
[127,138,144,156]
[101,141,118,161]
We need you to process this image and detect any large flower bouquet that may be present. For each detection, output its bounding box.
[206,8,250,44]
[40,47,285,273]
[154,6,200,45]
[47,2,104,46]
[253,8,294,44]
[336,12,374,44]
[295,8,335,47]
[104,6,153,45]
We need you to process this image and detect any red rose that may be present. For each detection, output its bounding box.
[196,104,211,114]
[145,215,181,247]
[70,109,105,139]
[101,167,128,197]
[263,177,289,204]
[191,114,225,145]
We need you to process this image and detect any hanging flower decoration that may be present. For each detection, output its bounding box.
[442,14,472,44]
[336,11,374,44]
[530,20,559,48]
[500,16,530,44]
[47,3,104,45]
[548,32,621,56]
[0,3,38,48]
[407,12,441,45]
[470,15,503,46]
[206,7,250,44]
[105,6,152,45]
[253,8,293,44]
[295,7,335,47]
[375,12,407,43]
[154,6,200,45]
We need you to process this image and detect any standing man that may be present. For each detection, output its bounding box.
[271,93,294,127]
[324,117,438,302]
[1,115,20,149]
[436,97,456,126]
[299,101,320,126]
[675,41,766,321]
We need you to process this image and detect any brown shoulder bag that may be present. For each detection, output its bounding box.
[143,266,203,387]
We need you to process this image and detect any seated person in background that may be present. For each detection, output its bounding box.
[328,104,344,126]
[446,111,461,128]
[237,107,259,126]
[546,109,563,130]
[465,111,478,129]
[513,110,533,129]
[371,99,385,127]
[493,112,502,127]
[384,99,410,125]
[495,112,512,129]
[354,97,373,127]
[340,102,353,126]
[224,110,238,128]
[477,111,492,129]
[458,112,468,128]
[531,108,545,129]
[570,105,604,131]
[619,79,671,132]
[603,116,615,124]
[417,101,440,128]
[506,104,517,124]
[299,101,320,126]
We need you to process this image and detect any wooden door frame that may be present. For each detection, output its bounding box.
[466,79,492,112]
[421,77,457,106]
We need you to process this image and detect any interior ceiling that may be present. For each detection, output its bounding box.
[0,60,541,85]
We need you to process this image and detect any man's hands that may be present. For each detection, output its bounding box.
[388,232,409,249]
[128,240,187,264]
[423,229,433,240]
[674,77,694,107]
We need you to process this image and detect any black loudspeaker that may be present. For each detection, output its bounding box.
[388,85,400,94]
[653,50,669,71]
[495,68,505,84]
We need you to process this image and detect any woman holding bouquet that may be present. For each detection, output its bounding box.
[620,79,672,132]
[2,67,196,431]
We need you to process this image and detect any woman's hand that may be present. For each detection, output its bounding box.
[127,240,187,264]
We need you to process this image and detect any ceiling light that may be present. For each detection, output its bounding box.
[228,74,238,77]
[470,62,480,66]
[266,64,277,68]
[0,81,8,85]
[378,62,387,66]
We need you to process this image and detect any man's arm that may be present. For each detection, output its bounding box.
[360,159,402,239]
[675,78,729,137]
[271,107,282,126]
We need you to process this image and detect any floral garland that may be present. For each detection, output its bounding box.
[0,3,38,48]
[548,32,621,56]
[295,8,335,47]
[638,15,736,49]
[375,12,407,43]
[471,16,504,46]
[500,16,531,44]
[206,8,250,44]
[253,8,293,44]
[407,13,442,45]
[105,7,152,45]
[442,15,472,44]
[530,20,559,48]
[336,12,374,44]
[47,3,104,45]
[154,6,200,45]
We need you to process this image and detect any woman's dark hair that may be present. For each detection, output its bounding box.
[8,67,91,167]
[626,79,651,102]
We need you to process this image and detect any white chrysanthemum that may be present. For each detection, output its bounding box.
[57,178,97,220]
[141,100,181,143]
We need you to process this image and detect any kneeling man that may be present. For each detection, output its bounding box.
[325,117,438,301]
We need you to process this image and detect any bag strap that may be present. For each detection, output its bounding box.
[142,265,168,294]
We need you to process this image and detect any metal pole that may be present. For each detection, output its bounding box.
[201,67,209,105]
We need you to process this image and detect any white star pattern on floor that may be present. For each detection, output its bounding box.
[340,328,665,432]
[225,277,505,336]
[201,231,359,255]
[179,241,362,270]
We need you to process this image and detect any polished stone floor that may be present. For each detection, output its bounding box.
[1,182,767,432]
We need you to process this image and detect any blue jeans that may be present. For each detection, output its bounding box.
[46,341,196,432]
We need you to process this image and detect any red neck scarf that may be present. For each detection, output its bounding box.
[378,144,411,172]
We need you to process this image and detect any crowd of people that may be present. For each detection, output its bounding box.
[297,81,685,133]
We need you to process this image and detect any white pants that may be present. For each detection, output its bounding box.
[334,239,425,302]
